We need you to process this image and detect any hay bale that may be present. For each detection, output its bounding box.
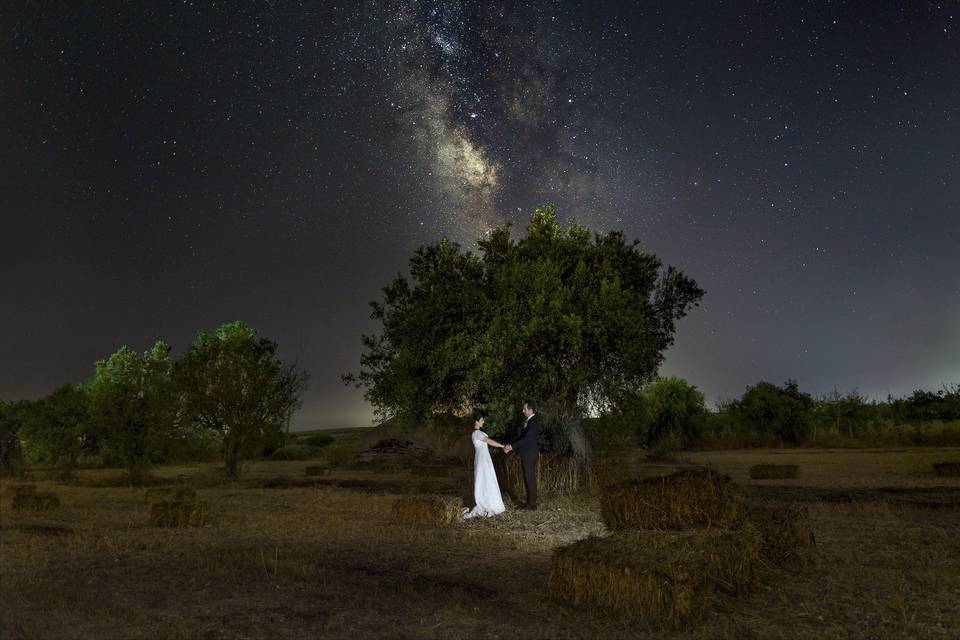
[548,527,762,626]
[391,495,462,527]
[503,454,584,499]
[749,464,799,480]
[143,487,197,504]
[149,500,209,527]
[740,502,815,567]
[932,462,960,477]
[12,491,60,511]
[305,465,330,476]
[4,483,37,500]
[600,468,741,531]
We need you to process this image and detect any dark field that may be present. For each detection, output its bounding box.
[2,447,960,639]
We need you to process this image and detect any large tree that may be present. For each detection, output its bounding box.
[345,206,704,457]
[176,321,308,479]
[88,342,177,484]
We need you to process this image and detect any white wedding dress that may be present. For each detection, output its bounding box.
[463,430,506,519]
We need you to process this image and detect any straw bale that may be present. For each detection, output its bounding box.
[548,527,762,626]
[4,483,36,500]
[12,490,60,511]
[503,454,584,498]
[739,501,815,567]
[599,468,741,531]
[932,462,960,477]
[391,495,462,527]
[305,466,331,476]
[143,487,197,504]
[749,464,799,480]
[149,500,209,527]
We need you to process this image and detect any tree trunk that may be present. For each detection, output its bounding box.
[224,433,243,479]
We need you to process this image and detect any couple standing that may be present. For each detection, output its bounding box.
[463,400,539,519]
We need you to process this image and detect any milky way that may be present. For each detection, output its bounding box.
[2,2,958,426]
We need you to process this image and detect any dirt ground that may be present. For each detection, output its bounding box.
[2,448,959,639]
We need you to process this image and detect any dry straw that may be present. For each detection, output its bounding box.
[503,454,584,498]
[149,500,209,527]
[143,487,197,504]
[599,468,741,531]
[749,464,800,480]
[12,490,61,511]
[4,483,37,500]
[305,466,331,476]
[548,527,762,626]
[739,501,816,567]
[391,495,462,527]
[932,462,960,477]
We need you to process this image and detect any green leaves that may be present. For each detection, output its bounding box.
[175,321,309,478]
[347,207,705,438]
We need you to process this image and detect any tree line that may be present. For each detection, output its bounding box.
[591,377,960,451]
[0,321,307,482]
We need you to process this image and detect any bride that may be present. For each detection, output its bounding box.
[463,411,506,519]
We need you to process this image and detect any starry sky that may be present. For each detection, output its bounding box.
[2,1,958,428]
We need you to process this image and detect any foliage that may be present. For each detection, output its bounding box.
[0,400,26,476]
[639,376,707,447]
[18,384,95,475]
[176,321,309,479]
[88,342,177,484]
[269,444,313,461]
[302,433,335,448]
[345,206,704,458]
[727,380,815,444]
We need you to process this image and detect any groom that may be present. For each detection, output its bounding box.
[503,400,539,511]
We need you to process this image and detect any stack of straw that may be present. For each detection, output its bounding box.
[599,468,742,530]
[145,486,208,527]
[149,500,209,527]
[143,487,197,504]
[749,464,800,480]
[391,495,462,527]
[8,484,61,511]
[305,465,331,476]
[932,462,960,477]
[504,454,584,498]
[549,527,762,627]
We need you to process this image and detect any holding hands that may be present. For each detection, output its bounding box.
[503,444,512,453]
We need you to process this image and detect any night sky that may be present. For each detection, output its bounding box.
[2,2,958,428]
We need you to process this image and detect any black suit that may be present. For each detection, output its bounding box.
[510,413,540,509]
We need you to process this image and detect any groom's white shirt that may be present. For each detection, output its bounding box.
[524,413,535,428]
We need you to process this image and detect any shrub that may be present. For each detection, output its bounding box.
[302,433,334,448]
[269,444,312,461]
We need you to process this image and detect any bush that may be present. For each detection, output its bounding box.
[302,433,334,448]
[269,444,313,461]
[639,377,707,447]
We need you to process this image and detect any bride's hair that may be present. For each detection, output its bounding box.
[471,409,486,423]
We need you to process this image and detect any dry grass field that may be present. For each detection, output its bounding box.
[2,447,960,639]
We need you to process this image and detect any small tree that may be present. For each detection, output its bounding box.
[176,321,308,479]
[88,342,176,484]
[19,384,94,477]
[639,376,707,447]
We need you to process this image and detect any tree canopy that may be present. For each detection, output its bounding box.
[345,206,704,451]
[88,342,177,484]
[176,321,309,478]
